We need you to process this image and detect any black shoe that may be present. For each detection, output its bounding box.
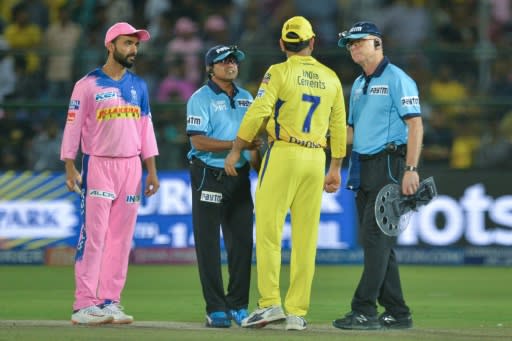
[332,311,381,330]
[378,312,413,329]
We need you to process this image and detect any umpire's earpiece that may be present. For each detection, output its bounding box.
[207,66,214,78]
[374,39,381,49]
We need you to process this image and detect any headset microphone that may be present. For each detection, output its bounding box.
[207,66,214,78]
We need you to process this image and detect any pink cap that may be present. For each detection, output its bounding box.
[104,22,150,47]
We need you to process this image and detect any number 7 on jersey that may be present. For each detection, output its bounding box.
[301,94,320,133]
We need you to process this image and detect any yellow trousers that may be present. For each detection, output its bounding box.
[255,141,325,317]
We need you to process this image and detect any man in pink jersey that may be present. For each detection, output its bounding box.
[60,22,159,325]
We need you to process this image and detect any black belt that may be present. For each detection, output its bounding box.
[359,143,406,161]
[190,157,224,171]
[190,157,248,179]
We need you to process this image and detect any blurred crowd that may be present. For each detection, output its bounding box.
[0,0,511,171]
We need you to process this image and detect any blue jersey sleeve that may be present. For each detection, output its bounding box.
[391,71,421,119]
[186,91,209,135]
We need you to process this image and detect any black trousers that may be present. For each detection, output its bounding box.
[189,160,254,314]
[351,152,410,318]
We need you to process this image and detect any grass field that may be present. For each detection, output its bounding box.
[1,264,511,340]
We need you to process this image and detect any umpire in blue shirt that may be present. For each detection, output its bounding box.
[186,45,261,328]
[332,22,423,330]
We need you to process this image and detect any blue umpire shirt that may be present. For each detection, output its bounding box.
[348,57,421,155]
[186,79,253,168]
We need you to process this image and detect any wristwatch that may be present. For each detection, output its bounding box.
[404,165,418,172]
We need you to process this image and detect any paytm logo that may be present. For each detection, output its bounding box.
[0,201,77,238]
[187,115,202,127]
[401,96,420,106]
[200,191,222,204]
[369,85,389,95]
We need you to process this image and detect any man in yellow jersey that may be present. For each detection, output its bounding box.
[224,16,347,331]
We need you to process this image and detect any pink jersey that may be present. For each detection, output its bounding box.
[60,68,158,160]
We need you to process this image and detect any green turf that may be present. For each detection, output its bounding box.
[1,264,511,340]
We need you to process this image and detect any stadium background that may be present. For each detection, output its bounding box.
[0,0,511,265]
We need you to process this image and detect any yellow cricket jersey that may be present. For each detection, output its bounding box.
[238,55,347,158]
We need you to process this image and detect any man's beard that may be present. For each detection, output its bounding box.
[113,49,134,68]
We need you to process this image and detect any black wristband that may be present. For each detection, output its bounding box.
[404,165,418,172]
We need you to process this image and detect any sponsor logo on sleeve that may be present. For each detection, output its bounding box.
[88,189,116,200]
[256,89,265,98]
[401,96,420,106]
[187,115,202,127]
[262,72,271,84]
[200,191,222,204]
[69,100,80,110]
[66,112,76,123]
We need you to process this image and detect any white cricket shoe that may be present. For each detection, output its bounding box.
[241,305,286,328]
[71,305,114,325]
[102,302,134,324]
[286,315,307,330]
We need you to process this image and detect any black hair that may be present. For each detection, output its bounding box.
[12,2,27,19]
[282,32,311,52]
